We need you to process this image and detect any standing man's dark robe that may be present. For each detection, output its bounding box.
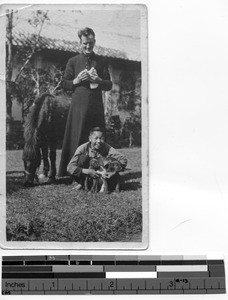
[58,52,112,177]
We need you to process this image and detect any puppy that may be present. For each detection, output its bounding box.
[84,157,123,193]
[84,158,102,193]
[100,157,122,193]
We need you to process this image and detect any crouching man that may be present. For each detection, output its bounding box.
[67,127,128,192]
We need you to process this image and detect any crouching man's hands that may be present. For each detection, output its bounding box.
[82,169,100,179]
[102,172,116,179]
[96,167,116,179]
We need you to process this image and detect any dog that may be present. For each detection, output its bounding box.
[100,156,123,193]
[84,158,102,193]
[84,157,123,193]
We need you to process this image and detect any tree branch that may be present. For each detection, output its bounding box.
[14,11,49,83]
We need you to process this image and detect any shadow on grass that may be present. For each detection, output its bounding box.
[6,171,25,195]
[121,171,142,191]
[122,181,141,191]
[36,177,73,186]
[52,176,73,185]
[54,172,142,191]
[6,171,142,195]
[6,171,25,175]
[122,171,142,181]
[6,171,72,193]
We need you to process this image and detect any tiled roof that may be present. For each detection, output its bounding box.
[13,28,138,62]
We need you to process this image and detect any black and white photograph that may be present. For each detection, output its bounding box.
[0,4,148,248]
[2,0,228,298]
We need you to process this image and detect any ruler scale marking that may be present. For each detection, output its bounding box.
[1,256,226,295]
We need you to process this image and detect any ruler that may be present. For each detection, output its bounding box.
[2,255,226,295]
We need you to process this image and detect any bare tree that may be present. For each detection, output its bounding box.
[6,10,49,118]
[15,10,49,83]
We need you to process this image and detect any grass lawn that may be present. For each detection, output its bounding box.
[6,148,142,242]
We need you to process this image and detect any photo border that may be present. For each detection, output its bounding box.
[0,3,149,250]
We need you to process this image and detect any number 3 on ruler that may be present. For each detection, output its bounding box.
[169,281,174,288]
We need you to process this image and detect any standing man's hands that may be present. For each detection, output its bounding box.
[88,67,102,84]
[73,69,90,84]
[73,67,102,85]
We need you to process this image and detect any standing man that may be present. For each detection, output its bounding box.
[58,27,112,177]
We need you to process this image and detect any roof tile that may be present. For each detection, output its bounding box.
[12,28,139,62]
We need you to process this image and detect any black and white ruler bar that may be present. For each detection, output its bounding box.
[2,255,226,295]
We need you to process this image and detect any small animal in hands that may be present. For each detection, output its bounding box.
[84,157,123,193]
[84,158,102,193]
[100,157,123,193]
